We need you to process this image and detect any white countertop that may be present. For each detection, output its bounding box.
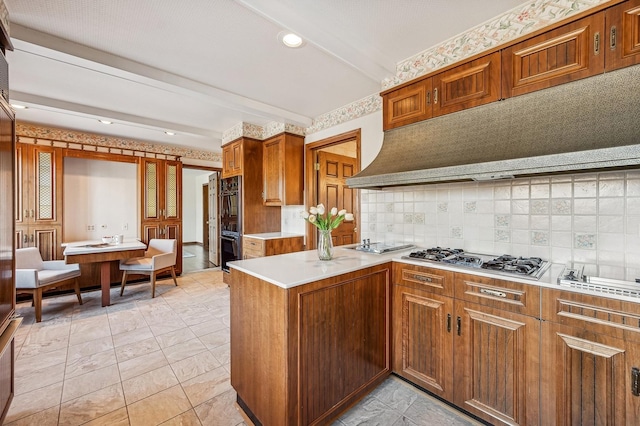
[229,246,640,304]
[243,232,304,240]
[63,239,147,256]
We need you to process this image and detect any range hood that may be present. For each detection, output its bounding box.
[347,64,640,189]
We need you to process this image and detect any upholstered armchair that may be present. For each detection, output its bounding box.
[119,239,178,298]
[15,247,83,322]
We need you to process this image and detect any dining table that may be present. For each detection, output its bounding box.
[63,239,147,307]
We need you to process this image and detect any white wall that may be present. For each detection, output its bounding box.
[63,158,138,241]
[182,168,213,243]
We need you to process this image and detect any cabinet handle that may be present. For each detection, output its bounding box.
[633,367,640,397]
[610,26,617,50]
[30,209,34,218]
[414,274,432,283]
[447,314,451,333]
[456,316,461,336]
[23,234,28,244]
[480,288,507,298]
[426,90,431,105]
[24,209,29,218]
[434,88,438,104]
[30,234,34,243]
[594,32,600,55]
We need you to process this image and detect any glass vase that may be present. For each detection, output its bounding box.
[317,229,334,261]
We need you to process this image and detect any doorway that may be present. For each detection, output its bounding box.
[305,129,361,249]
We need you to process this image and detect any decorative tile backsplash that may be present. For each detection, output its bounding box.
[359,170,640,280]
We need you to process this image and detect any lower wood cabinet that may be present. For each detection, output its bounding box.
[242,235,304,259]
[230,263,391,426]
[393,264,540,426]
[540,287,640,426]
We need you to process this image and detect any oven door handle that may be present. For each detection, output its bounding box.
[221,235,239,257]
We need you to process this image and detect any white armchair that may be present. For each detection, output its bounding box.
[119,239,178,298]
[15,247,83,323]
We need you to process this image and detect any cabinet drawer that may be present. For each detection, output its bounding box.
[541,287,640,342]
[243,237,265,252]
[454,273,540,317]
[393,263,454,297]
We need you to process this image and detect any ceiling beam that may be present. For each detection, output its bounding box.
[10,24,314,128]
[11,91,222,139]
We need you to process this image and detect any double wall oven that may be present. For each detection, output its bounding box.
[220,176,241,272]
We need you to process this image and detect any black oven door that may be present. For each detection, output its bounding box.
[221,233,239,272]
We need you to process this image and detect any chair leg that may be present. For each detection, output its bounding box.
[170,267,178,286]
[34,288,43,323]
[74,278,83,305]
[151,272,157,298]
[120,271,128,296]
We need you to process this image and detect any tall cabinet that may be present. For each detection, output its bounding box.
[140,157,183,273]
[14,143,63,260]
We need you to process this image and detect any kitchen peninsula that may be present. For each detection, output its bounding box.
[229,246,640,426]
[228,248,398,425]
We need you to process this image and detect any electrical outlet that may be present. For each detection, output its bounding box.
[87,225,95,231]
[122,223,128,230]
[101,224,107,229]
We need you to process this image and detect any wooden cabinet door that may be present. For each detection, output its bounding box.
[222,141,242,178]
[382,78,433,130]
[141,158,162,222]
[163,160,181,221]
[453,301,540,426]
[432,52,501,116]
[606,0,640,71]
[393,284,454,400]
[502,13,605,98]
[541,321,640,426]
[262,136,283,206]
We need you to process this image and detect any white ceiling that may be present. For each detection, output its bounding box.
[4,0,527,154]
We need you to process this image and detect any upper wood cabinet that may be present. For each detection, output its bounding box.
[15,143,64,260]
[222,140,242,178]
[606,0,640,71]
[502,14,606,98]
[262,133,304,206]
[432,52,501,116]
[382,78,433,130]
[140,157,182,273]
[382,52,500,130]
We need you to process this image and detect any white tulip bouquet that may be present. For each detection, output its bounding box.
[301,203,354,230]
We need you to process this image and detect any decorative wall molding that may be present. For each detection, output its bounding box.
[221,121,306,144]
[305,0,609,135]
[16,122,222,163]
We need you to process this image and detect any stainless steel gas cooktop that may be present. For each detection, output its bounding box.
[403,247,550,280]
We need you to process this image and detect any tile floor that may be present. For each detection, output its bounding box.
[6,268,483,426]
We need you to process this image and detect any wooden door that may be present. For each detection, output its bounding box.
[393,284,454,401]
[454,301,540,426]
[606,0,640,71]
[202,184,209,250]
[317,151,357,246]
[208,172,218,266]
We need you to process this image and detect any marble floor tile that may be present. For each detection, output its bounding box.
[121,364,179,405]
[170,350,222,383]
[4,404,60,426]
[194,388,244,426]
[118,349,168,381]
[181,366,232,407]
[58,383,125,426]
[126,385,192,426]
[61,364,121,403]
[9,269,483,426]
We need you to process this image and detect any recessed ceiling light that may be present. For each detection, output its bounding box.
[278,31,304,48]
[98,119,112,124]
[11,104,27,109]
[165,131,175,136]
